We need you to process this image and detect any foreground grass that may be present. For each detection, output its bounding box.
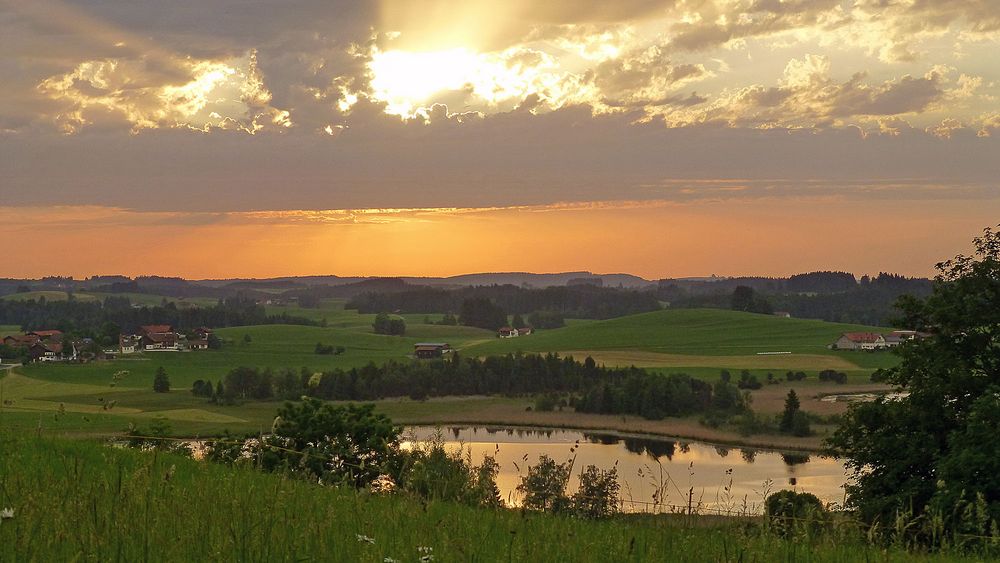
[0,434,976,562]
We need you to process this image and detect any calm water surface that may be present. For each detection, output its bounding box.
[403,426,849,513]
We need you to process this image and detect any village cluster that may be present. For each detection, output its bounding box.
[2,325,212,363]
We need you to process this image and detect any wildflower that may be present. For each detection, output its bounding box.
[418,546,434,560]
[417,546,433,553]
[356,534,375,545]
[419,556,434,562]
[0,508,13,519]
[383,558,400,563]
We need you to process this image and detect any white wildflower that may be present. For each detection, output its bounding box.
[0,508,13,519]
[417,546,433,553]
[356,534,375,545]
[419,556,434,562]
[383,558,400,563]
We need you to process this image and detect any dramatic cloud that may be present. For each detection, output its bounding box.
[0,0,996,221]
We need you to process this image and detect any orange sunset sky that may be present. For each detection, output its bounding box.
[1,1,997,279]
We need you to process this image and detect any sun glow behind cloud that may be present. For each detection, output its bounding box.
[367,46,584,117]
[38,51,290,133]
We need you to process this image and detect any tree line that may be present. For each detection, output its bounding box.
[0,294,318,345]
[197,353,748,421]
[345,284,662,321]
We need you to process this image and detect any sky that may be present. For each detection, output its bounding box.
[0,0,997,279]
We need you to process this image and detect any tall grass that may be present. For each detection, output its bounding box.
[0,432,982,562]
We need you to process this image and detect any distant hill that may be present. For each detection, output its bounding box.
[193,272,654,289]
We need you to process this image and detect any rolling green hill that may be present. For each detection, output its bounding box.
[461,309,899,372]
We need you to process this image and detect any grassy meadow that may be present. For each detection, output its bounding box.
[0,432,980,563]
[1,299,900,445]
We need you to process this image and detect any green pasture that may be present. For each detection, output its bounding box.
[464,309,901,373]
[20,323,493,390]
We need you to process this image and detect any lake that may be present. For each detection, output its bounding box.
[402,426,849,514]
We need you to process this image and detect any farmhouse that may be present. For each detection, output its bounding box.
[834,332,886,351]
[498,327,519,338]
[119,335,141,354]
[3,334,39,348]
[187,339,209,350]
[28,341,63,362]
[140,325,173,336]
[142,332,179,351]
[414,342,452,359]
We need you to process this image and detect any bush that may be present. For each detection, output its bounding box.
[373,312,406,336]
[240,399,401,488]
[518,455,571,513]
[765,490,828,536]
[785,371,807,381]
[818,370,848,384]
[152,367,170,393]
[400,436,501,508]
[737,370,763,390]
[790,411,812,437]
[571,465,621,519]
[315,342,335,355]
[534,393,559,412]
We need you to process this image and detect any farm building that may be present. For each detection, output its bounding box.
[498,327,519,338]
[834,332,886,351]
[119,335,141,354]
[883,330,930,347]
[142,332,179,351]
[27,329,63,340]
[28,341,63,362]
[414,342,452,359]
[186,339,209,350]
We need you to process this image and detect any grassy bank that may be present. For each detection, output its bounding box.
[0,433,976,562]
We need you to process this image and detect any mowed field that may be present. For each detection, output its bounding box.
[463,309,899,373]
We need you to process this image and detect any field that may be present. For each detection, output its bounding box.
[0,433,978,562]
[464,309,900,373]
[0,302,900,446]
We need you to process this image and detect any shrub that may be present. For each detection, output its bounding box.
[373,312,406,335]
[315,342,335,355]
[571,465,621,519]
[534,393,559,412]
[818,369,848,384]
[152,367,170,393]
[765,490,828,537]
[786,371,807,381]
[737,370,762,390]
[518,455,571,513]
[400,436,501,508]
